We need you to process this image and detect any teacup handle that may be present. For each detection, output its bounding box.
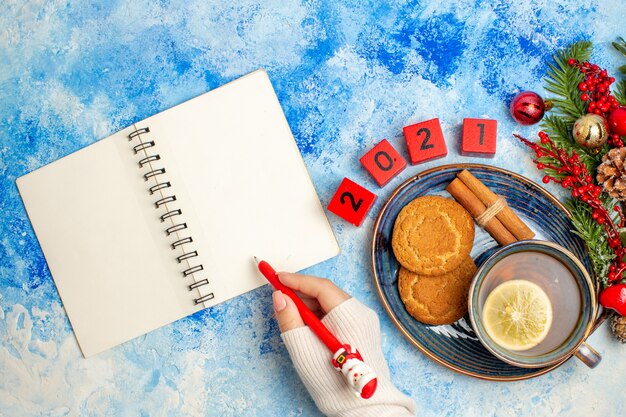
[573,307,610,369]
[574,342,602,368]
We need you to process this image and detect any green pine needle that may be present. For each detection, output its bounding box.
[612,36,626,59]
[615,79,626,105]
[613,38,626,105]
[543,41,592,124]
[540,114,604,173]
[565,198,614,287]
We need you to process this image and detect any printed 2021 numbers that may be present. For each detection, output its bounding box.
[331,117,497,227]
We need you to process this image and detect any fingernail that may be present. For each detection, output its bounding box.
[272,291,287,312]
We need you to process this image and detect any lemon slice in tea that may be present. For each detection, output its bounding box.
[482,279,553,351]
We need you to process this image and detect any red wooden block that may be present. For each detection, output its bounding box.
[403,118,447,165]
[359,139,407,186]
[327,178,377,227]
[462,118,497,157]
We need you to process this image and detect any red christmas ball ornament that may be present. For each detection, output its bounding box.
[608,106,626,136]
[510,91,548,125]
[599,283,626,316]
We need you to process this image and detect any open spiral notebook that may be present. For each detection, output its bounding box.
[17,70,340,357]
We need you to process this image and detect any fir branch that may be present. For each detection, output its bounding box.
[614,37,626,104]
[541,114,603,173]
[612,36,626,59]
[543,41,592,124]
[616,78,626,106]
[522,40,626,288]
[569,40,594,62]
[566,198,614,287]
[510,37,626,298]
[538,42,603,176]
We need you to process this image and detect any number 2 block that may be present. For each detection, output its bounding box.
[462,118,497,157]
[403,118,447,165]
[327,178,377,227]
[359,139,407,186]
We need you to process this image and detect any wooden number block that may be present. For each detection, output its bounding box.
[359,139,407,186]
[327,178,377,227]
[403,118,447,164]
[462,118,497,157]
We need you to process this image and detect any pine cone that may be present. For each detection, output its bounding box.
[597,147,626,201]
[611,313,626,343]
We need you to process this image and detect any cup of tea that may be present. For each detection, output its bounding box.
[468,240,601,368]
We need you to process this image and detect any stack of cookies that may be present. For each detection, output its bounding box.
[391,196,477,325]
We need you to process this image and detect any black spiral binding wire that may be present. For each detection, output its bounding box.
[128,126,214,305]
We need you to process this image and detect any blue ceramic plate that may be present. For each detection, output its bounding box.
[371,164,594,381]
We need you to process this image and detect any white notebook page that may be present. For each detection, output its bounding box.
[17,128,203,357]
[17,69,339,357]
[144,70,340,306]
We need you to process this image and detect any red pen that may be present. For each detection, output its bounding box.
[254,257,378,399]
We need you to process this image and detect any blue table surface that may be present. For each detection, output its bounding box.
[1,1,625,416]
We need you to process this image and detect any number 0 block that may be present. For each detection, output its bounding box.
[403,118,447,165]
[327,178,377,227]
[462,118,497,157]
[359,139,407,186]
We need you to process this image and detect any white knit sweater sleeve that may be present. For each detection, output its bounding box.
[280,298,417,417]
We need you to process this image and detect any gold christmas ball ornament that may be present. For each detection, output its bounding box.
[572,113,609,150]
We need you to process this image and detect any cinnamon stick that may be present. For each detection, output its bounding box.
[446,178,517,246]
[457,169,535,240]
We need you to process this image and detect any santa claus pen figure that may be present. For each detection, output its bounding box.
[254,257,378,399]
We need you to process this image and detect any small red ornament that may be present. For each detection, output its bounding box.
[599,283,626,316]
[608,106,626,136]
[510,91,547,125]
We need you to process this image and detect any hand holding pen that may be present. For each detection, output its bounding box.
[255,258,378,399]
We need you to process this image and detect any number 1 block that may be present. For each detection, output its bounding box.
[327,178,377,227]
[403,118,447,165]
[359,139,407,186]
[462,118,497,157]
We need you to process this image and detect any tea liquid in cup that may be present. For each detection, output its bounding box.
[477,251,581,356]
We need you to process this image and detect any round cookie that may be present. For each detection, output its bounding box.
[398,256,477,325]
[391,195,474,275]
